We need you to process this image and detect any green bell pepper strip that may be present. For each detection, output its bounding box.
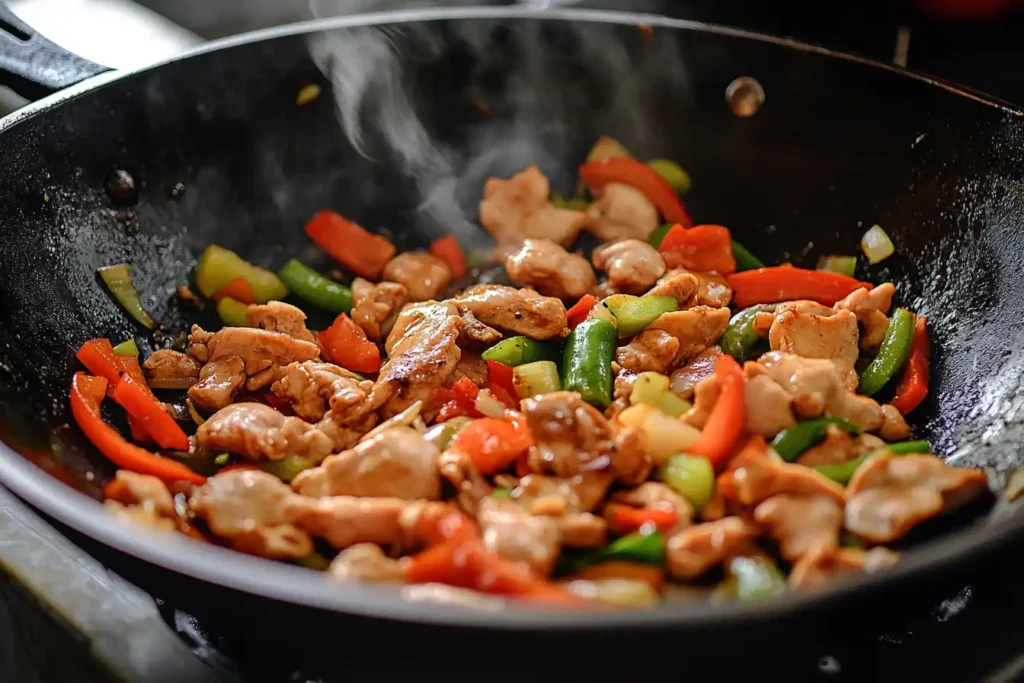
[295,553,331,571]
[424,416,472,451]
[732,240,766,271]
[719,306,766,362]
[481,336,561,367]
[98,264,156,329]
[512,360,562,399]
[646,159,692,194]
[657,454,715,508]
[562,318,617,408]
[814,440,931,485]
[571,530,666,573]
[728,556,787,602]
[603,294,678,338]
[648,223,674,249]
[112,339,139,357]
[194,244,288,303]
[858,308,916,396]
[770,417,861,462]
[261,455,315,483]
[817,255,858,278]
[491,488,513,499]
[217,297,252,327]
[277,259,353,313]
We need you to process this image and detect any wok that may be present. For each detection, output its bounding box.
[2,2,1024,666]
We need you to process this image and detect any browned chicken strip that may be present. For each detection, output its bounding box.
[754,494,843,562]
[479,166,588,247]
[835,283,895,352]
[789,543,899,590]
[188,355,246,412]
[143,349,201,389]
[591,239,666,295]
[455,284,568,340]
[505,238,597,300]
[669,346,721,399]
[197,403,334,462]
[248,301,317,344]
[649,269,732,308]
[327,543,406,582]
[284,497,452,551]
[522,391,618,478]
[478,497,561,575]
[350,278,409,341]
[190,325,321,393]
[724,441,847,506]
[665,517,759,580]
[438,448,493,516]
[585,183,659,242]
[104,470,175,518]
[270,361,371,422]
[382,253,453,302]
[615,329,680,374]
[768,307,860,391]
[648,307,731,363]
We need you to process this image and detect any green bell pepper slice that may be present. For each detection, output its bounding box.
[98,264,156,329]
[602,294,678,338]
[719,306,767,362]
[562,318,617,408]
[261,455,315,483]
[732,240,766,271]
[195,244,288,303]
[649,223,674,249]
[814,440,931,485]
[112,339,139,356]
[278,259,353,313]
[770,417,861,462]
[728,556,787,602]
[481,336,561,367]
[858,308,915,396]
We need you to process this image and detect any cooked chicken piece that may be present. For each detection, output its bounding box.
[197,403,334,462]
[480,166,587,247]
[187,355,246,412]
[478,497,561,575]
[796,428,885,467]
[382,253,452,302]
[700,489,729,522]
[557,512,608,548]
[449,352,488,388]
[270,361,370,422]
[754,494,843,562]
[614,369,640,400]
[190,470,313,559]
[880,404,913,441]
[585,182,659,242]
[844,454,989,543]
[669,346,721,399]
[400,584,507,612]
[681,373,719,430]
[105,501,178,533]
[648,307,731,363]
[758,352,883,431]
[691,272,733,308]
[143,349,201,388]
[789,543,899,590]
[769,308,860,390]
[512,473,613,514]
[722,436,846,506]
[665,517,759,580]
[615,330,679,374]
[459,310,503,347]
[248,301,317,344]
[104,471,175,518]
[752,311,774,338]
[438,449,493,516]
[650,269,732,308]
[350,278,409,341]
[291,426,441,500]
[191,325,321,392]
[592,239,666,295]
[612,482,694,529]
[505,239,597,300]
[455,284,568,340]
[284,497,452,551]
[744,373,797,437]
[372,301,465,417]
[835,283,895,352]
[327,543,406,582]
[522,391,618,478]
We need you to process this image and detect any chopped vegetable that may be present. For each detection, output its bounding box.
[212,276,256,305]
[617,404,702,460]
[98,264,156,329]
[551,192,590,211]
[277,259,353,313]
[491,488,513,500]
[657,454,715,508]
[424,416,472,451]
[70,373,205,484]
[481,336,560,367]
[861,224,895,264]
[891,316,930,415]
[112,374,190,450]
[513,361,562,399]
[577,136,632,196]
[76,338,122,386]
[486,360,518,401]
[719,306,767,362]
[648,223,674,249]
[295,552,330,571]
[561,318,617,408]
[629,372,691,417]
[186,399,205,426]
[814,440,931,484]
[429,236,468,279]
[588,301,618,327]
[213,453,231,467]
[112,339,139,357]
[817,254,858,278]
[732,240,766,271]
[261,455,315,483]
[574,561,664,593]
[608,504,679,533]
[295,83,321,106]
[305,210,396,280]
[646,158,692,194]
[564,578,659,608]
[194,245,288,303]
[216,297,252,327]
[687,355,746,469]
[590,530,666,566]
[858,308,915,396]
[465,249,495,269]
[602,294,678,338]
[319,313,381,374]
[726,267,874,307]
[658,224,737,274]
[451,415,533,474]
[885,440,931,455]
[578,158,694,227]
[566,294,598,329]
[769,417,861,462]
[727,556,787,602]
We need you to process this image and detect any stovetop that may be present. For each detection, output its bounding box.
[4,2,1024,682]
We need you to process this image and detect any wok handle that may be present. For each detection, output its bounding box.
[0,1,110,101]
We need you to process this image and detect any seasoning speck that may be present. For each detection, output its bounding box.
[296,83,321,107]
[114,211,139,232]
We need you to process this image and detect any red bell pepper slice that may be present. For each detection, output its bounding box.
[319,313,381,374]
[212,276,256,305]
[112,374,190,450]
[607,503,679,533]
[687,354,746,469]
[429,235,467,279]
[891,316,930,415]
[578,157,694,228]
[726,267,874,307]
[70,373,205,485]
[486,360,517,400]
[566,294,597,329]
[76,339,122,387]
[658,224,737,274]
[451,415,533,474]
[305,210,396,279]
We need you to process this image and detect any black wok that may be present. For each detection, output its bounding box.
[2,3,1024,667]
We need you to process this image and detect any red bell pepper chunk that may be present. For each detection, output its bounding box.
[658,224,737,274]
[429,235,467,279]
[212,276,256,305]
[451,414,533,474]
[578,157,694,228]
[891,316,930,415]
[76,339,122,387]
[725,267,874,307]
[319,313,381,374]
[70,373,205,485]
[112,374,190,451]
[486,360,517,401]
[566,294,597,329]
[305,210,396,280]
[687,354,747,469]
[607,503,679,533]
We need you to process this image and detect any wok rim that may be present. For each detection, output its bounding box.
[0,5,1021,631]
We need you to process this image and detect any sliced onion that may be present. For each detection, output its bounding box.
[474,390,507,419]
[358,400,422,443]
[861,225,895,264]
[186,398,206,426]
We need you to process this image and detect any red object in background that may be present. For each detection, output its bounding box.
[912,0,1017,20]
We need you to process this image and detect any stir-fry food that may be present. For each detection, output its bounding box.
[74,137,987,611]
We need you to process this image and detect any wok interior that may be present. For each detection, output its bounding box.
[1,16,1024,542]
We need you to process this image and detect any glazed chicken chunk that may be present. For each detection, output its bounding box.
[591,239,666,295]
[505,238,597,300]
[479,165,588,247]
[350,278,409,341]
[454,284,568,340]
[382,252,452,302]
